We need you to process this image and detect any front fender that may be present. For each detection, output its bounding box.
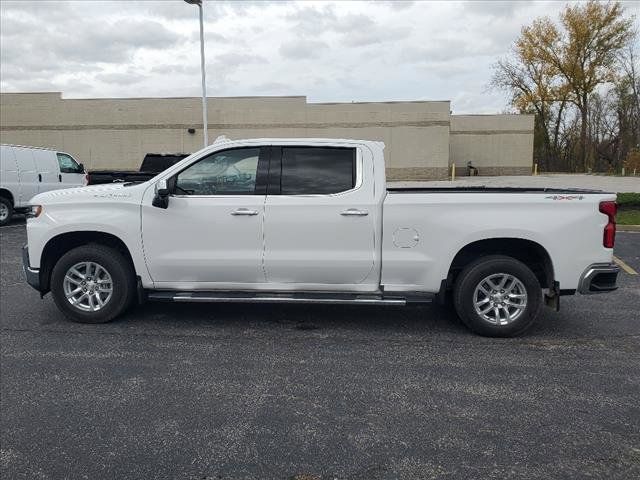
[26,202,151,286]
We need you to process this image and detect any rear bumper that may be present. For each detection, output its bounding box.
[578,263,619,294]
[22,245,41,292]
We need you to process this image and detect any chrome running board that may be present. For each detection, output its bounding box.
[146,290,434,305]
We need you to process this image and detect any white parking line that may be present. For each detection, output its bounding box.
[613,255,638,275]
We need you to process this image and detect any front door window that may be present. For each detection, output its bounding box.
[175,148,259,195]
[56,153,83,174]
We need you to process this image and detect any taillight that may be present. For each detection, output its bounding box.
[84,173,90,186]
[599,201,617,248]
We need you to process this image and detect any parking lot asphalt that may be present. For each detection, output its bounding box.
[614,232,640,274]
[1,221,639,480]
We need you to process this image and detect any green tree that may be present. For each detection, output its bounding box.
[492,1,636,172]
[541,1,635,170]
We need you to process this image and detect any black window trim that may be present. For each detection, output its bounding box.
[267,146,282,195]
[168,146,270,197]
[267,145,360,197]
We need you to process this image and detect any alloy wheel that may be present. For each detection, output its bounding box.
[63,261,114,312]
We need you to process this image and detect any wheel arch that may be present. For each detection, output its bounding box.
[446,237,554,290]
[39,231,136,294]
[0,188,14,204]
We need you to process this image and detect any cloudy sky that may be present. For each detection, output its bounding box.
[1,0,638,113]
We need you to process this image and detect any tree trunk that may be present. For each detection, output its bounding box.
[579,98,589,172]
[552,101,566,171]
[534,112,552,172]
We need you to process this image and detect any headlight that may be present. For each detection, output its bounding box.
[26,205,43,219]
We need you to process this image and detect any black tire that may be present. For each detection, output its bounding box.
[453,255,542,337]
[50,244,136,323]
[0,197,13,226]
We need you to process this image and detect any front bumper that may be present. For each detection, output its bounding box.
[22,245,41,292]
[578,263,619,294]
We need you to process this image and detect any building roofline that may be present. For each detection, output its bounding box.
[1,92,451,105]
[0,91,61,95]
[61,95,310,101]
[0,91,309,101]
[452,113,535,117]
[311,100,450,105]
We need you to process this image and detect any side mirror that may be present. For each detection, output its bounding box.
[152,179,170,209]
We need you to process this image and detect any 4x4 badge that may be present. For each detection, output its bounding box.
[545,195,584,200]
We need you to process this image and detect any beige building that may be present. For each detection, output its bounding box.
[0,92,533,180]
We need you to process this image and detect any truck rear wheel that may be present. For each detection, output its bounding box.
[0,197,13,226]
[453,255,542,337]
[50,244,135,323]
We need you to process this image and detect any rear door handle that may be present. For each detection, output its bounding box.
[38,174,42,182]
[231,208,259,216]
[341,208,368,216]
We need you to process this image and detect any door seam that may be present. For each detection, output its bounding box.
[260,194,268,282]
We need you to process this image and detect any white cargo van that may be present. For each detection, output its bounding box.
[0,144,87,225]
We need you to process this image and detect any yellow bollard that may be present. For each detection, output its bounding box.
[451,163,456,181]
[533,163,538,176]
[622,167,626,176]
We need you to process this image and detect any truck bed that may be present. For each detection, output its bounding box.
[386,186,610,194]
[87,153,189,185]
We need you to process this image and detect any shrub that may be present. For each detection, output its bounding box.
[617,192,640,208]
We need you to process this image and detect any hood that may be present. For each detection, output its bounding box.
[30,182,147,205]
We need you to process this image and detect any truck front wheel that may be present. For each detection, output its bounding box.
[0,197,13,226]
[453,255,542,337]
[50,245,135,323]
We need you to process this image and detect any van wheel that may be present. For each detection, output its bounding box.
[453,255,542,337]
[0,197,13,226]
[50,245,135,323]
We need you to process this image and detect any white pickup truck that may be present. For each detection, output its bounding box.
[22,137,620,336]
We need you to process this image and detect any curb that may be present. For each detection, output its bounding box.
[618,225,640,232]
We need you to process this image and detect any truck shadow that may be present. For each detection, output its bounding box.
[0,216,26,228]
[30,294,597,342]
[123,301,489,338]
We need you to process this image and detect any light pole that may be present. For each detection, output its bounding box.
[184,0,208,148]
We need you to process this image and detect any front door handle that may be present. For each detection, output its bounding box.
[231,208,259,216]
[341,208,368,216]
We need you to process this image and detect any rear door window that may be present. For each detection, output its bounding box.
[280,147,355,195]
